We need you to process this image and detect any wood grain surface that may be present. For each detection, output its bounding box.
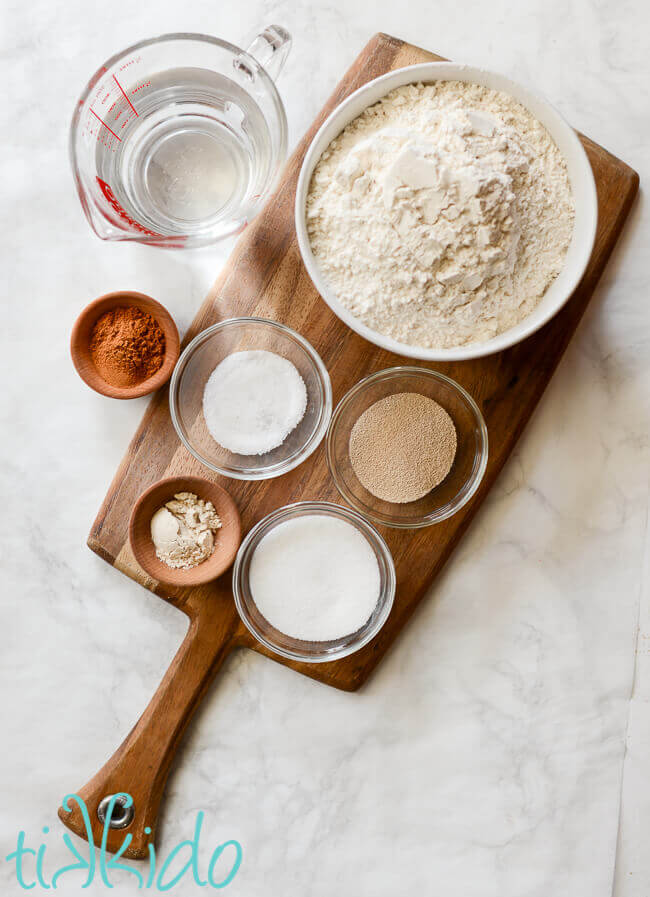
[59,33,639,858]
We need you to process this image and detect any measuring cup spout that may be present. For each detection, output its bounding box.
[239,26,292,82]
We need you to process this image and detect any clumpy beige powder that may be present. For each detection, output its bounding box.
[150,492,222,570]
[349,393,457,503]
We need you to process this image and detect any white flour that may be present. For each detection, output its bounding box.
[306,81,575,348]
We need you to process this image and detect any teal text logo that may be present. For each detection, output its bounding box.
[5,794,242,890]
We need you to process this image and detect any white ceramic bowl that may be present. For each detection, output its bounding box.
[295,63,598,362]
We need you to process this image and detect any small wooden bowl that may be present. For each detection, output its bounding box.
[70,290,180,399]
[129,476,242,587]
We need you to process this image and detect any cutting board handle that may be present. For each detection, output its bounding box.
[58,601,241,859]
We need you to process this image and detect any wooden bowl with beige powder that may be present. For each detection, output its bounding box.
[129,476,242,587]
[326,367,488,528]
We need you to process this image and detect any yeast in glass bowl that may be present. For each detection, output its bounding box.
[327,366,488,528]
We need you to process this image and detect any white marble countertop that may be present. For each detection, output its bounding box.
[1,1,648,894]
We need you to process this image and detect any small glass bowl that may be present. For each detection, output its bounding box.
[232,501,396,663]
[169,318,332,480]
[327,367,488,529]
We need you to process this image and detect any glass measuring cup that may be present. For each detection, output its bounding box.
[70,28,291,248]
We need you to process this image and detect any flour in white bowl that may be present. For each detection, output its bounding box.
[306,81,575,349]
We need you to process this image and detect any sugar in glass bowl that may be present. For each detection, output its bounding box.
[169,318,332,480]
[232,501,396,663]
[326,366,488,528]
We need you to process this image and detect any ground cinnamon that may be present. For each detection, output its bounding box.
[90,306,165,388]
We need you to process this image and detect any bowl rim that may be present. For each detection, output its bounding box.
[70,290,180,399]
[232,500,396,662]
[128,474,242,587]
[295,61,599,362]
[326,366,489,528]
[169,316,333,480]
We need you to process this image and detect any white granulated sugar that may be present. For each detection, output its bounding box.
[306,81,575,349]
[248,515,380,641]
[202,350,307,455]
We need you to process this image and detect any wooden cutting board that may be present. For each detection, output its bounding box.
[60,33,639,858]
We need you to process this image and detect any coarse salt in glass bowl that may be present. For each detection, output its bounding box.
[232,501,396,663]
[326,366,488,528]
[169,317,332,480]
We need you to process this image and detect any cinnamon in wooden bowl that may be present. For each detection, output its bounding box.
[90,305,165,388]
[70,290,180,399]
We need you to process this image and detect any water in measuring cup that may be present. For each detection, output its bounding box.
[96,68,273,237]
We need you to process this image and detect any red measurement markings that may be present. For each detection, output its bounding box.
[112,74,138,117]
[89,108,121,142]
[96,178,161,236]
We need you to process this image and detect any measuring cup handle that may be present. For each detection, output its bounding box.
[242,25,291,82]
